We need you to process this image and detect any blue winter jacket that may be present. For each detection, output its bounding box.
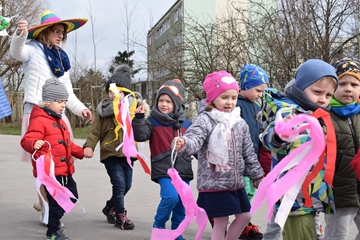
[236,94,263,157]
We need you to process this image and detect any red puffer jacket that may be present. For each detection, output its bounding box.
[21,105,84,177]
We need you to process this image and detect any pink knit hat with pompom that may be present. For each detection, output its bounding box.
[203,71,239,103]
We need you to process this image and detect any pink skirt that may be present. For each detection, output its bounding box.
[20,113,75,162]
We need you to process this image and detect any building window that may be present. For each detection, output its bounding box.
[157,41,170,56]
[148,36,152,46]
[174,31,183,46]
[165,18,170,31]
[174,6,182,23]
[156,24,164,37]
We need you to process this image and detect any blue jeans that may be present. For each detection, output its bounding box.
[154,177,190,229]
[104,157,133,213]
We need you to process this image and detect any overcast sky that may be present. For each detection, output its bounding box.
[49,0,177,79]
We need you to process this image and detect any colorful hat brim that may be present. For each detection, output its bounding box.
[27,18,88,40]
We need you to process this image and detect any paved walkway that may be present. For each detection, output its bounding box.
[0,135,357,239]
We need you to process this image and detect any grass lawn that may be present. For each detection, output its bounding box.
[0,123,92,139]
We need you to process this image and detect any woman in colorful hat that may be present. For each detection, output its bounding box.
[10,9,94,229]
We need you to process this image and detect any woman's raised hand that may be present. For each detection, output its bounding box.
[17,20,28,37]
[82,109,95,123]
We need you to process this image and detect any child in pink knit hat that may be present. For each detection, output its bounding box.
[174,71,264,240]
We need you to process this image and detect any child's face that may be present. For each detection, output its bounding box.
[213,89,238,112]
[334,75,360,104]
[108,90,125,101]
[303,79,335,108]
[47,100,67,115]
[241,83,268,102]
[158,94,174,114]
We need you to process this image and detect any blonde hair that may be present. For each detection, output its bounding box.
[37,24,67,48]
[38,101,50,108]
[317,76,338,90]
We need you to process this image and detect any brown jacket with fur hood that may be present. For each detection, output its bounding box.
[84,98,150,162]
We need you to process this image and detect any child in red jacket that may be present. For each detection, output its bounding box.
[21,78,85,240]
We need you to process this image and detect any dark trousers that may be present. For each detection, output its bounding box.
[104,156,133,213]
[44,175,78,236]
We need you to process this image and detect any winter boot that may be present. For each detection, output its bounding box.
[239,222,263,239]
[102,204,116,224]
[115,210,135,230]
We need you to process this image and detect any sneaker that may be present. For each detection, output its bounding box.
[239,222,263,239]
[46,229,71,240]
[102,205,116,224]
[317,224,324,240]
[115,210,135,230]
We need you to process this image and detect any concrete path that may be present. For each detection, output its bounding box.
[0,135,357,239]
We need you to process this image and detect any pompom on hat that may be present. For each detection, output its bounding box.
[27,10,88,40]
[105,64,132,93]
[203,71,239,104]
[332,57,360,81]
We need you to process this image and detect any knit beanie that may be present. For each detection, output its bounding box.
[105,64,132,93]
[156,79,185,113]
[42,78,69,102]
[333,57,360,81]
[239,64,269,90]
[294,59,338,91]
[203,71,239,104]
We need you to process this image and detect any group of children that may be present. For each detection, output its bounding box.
[20,57,360,240]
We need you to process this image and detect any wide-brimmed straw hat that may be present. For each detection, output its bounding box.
[27,10,87,40]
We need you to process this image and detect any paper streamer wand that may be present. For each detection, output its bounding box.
[250,107,325,229]
[151,138,208,240]
[106,83,151,175]
[33,142,85,224]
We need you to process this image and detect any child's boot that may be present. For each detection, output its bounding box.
[102,204,116,224]
[239,222,263,239]
[115,210,135,230]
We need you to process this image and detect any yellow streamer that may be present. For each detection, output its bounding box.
[105,86,137,145]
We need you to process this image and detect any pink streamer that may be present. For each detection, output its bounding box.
[36,154,77,213]
[250,109,325,228]
[151,169,208,240]
[119,100,138,168]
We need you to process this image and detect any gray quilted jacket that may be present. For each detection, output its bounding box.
[178,108,264,191]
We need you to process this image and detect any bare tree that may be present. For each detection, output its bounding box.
[231,0,356,90]
[86,0,106,78]
[148,13,248,102]
[0,0,49,90]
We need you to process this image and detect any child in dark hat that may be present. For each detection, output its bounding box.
[325,57,360,240]
[83,64,145,230]
[132,79,193,240]
[21,78,86,240]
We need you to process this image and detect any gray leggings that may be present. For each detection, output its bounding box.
[324,207,360,240]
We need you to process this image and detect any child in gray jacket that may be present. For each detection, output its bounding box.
[174,71,264,240]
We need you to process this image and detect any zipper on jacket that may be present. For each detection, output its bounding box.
[231,129,238,190]
[348,117,360,203]
[252,103,258,155]
[348,118,359,154]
